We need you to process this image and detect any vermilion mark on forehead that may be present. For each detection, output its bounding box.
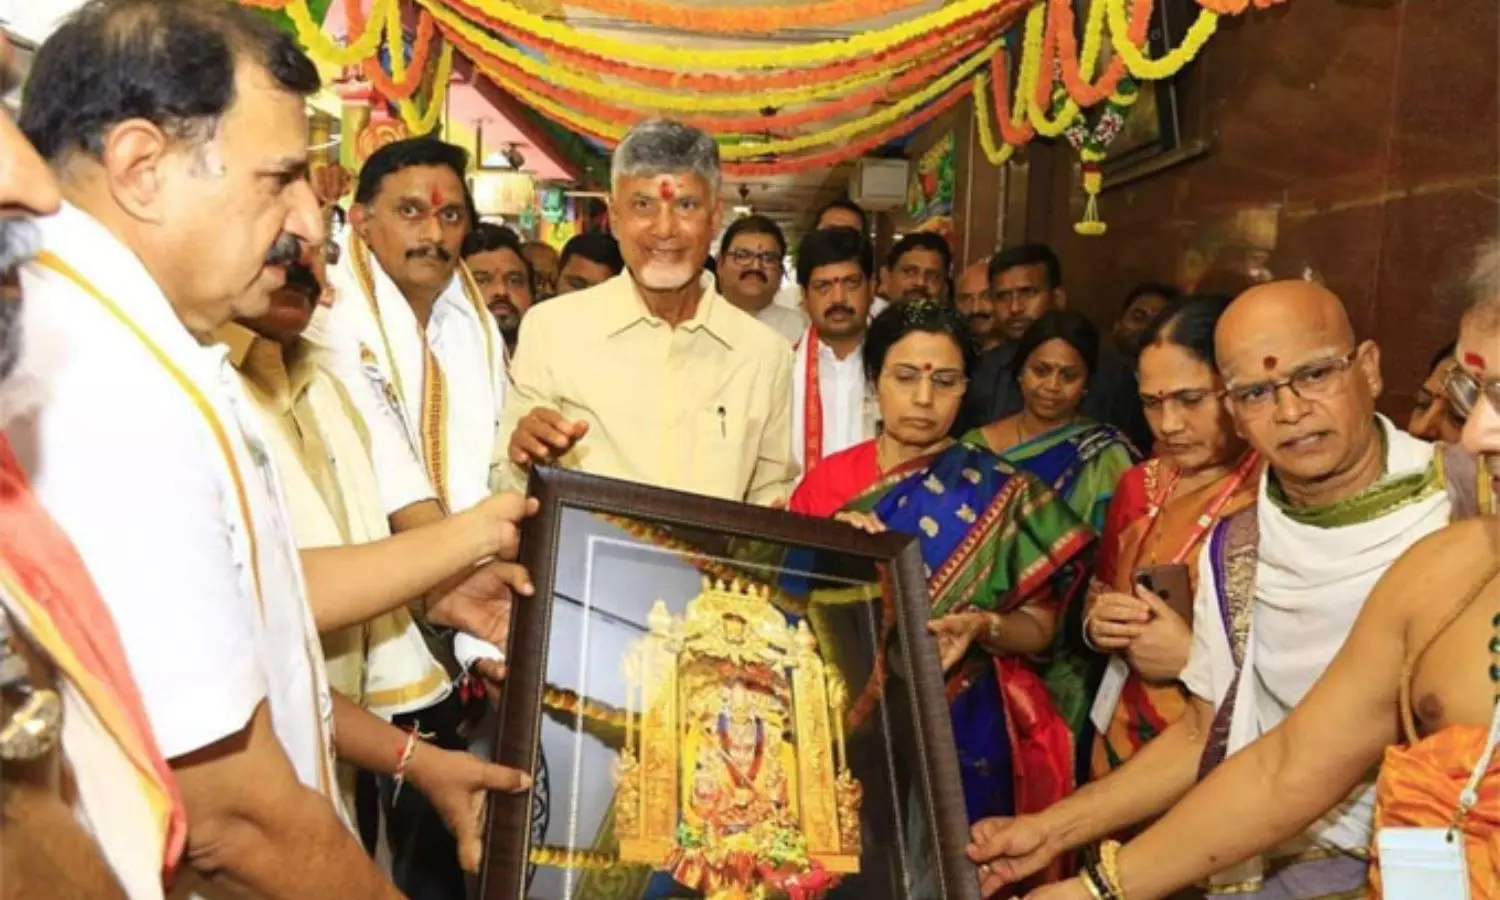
[1465,351,1487,370]
[429,187,446,208]
[922,362,933,372]
[1263,355,1277,370]
[657,177,676,201]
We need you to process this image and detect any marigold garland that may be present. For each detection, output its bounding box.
[442,19,986,135]
[720,78,970,177]
[489,36,1000,160]
[286,0,393,67]
[1049,0,1150,106]
[1106,0,1220,79]
[362,7,438,100]
[393,41,454,133]
[425,0,1015,97]
[549,0,940,36]
[438,0,1014,70]
[428,1,914,113]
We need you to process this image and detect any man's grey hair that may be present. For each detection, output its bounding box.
[1468,238,1500,321]
[611,119,721,196]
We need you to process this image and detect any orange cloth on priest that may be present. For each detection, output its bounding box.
[1369,725,1500,899]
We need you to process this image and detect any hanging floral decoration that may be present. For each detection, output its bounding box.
[247,0,1276,183]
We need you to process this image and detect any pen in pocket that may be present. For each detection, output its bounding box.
[717,405,726,437]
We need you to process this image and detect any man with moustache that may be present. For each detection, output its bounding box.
[0,33,185,900]
[955,258,1002,352]
[556,231,623,295]
[499,119,796,505]
[789,227,878,479]
[717,214,807,344]
[883,232,951,306]
[309,136,513,897]
[14,1,526,895]
[216,244,532,880]
[957,243,1150,448]
[463,221,534,347]
[966,281,1484,900]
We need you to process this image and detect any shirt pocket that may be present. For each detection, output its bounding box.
[690,405,762,500]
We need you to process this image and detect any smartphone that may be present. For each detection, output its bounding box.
[1134,563,1193,625]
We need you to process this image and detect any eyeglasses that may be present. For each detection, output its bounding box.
[1140,387,1217,415]
[725,248,782,269]
[1223,349,1359,411]
[1443,366,1497,420]
[881,364,967,396]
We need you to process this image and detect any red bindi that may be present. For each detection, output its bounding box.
[429,188,445,209]
[1465,352,1487,370]
[922,363,933,372]
[1262,355,1278,370]
[657,178,676,201]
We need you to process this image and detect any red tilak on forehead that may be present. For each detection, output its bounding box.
[429,187,446,208]
[1465,352,1487,370]
[922,362,933,372]
[1262,355,1278,370]
[657,177,676,201]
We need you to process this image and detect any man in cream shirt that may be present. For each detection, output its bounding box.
[500,119,796,505]
[789,226,878,479]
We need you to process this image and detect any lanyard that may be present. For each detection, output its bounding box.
[1135,450,1260,565]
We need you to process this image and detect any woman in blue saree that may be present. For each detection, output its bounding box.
[790,301,1094,829]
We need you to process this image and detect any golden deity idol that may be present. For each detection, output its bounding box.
[614,578,862,900]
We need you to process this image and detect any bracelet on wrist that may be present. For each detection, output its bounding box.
[391,727,425,802]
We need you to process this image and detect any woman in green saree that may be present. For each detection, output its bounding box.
[962,310,1139,789]
[963,310,1140,532]
[789,301,1094,831]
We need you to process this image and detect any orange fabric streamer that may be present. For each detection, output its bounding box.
[1372,726,1500,899]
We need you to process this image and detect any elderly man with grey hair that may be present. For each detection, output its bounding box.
[495,119,797,504]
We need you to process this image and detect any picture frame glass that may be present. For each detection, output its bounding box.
[516,505,946,900]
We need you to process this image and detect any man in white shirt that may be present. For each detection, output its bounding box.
[307,135,513,898]
[14,3,526,897]
[789,226,878,478]
[717,213,807,343]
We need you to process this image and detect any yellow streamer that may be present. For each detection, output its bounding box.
[286,0,393,67]
[478,38,1001,160]
[1106,0,1219,80]
[395,41,454,134]
[446,0,1010,70]
[422,0,928,113]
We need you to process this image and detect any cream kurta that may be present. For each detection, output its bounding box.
[494,271,798,505]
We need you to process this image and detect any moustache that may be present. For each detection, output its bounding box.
[0,219,42,274]
[824,304,855,318]
[264,233,303,267]
[407,245,453,263]
[739,271,768,282]
[280,260,321,299]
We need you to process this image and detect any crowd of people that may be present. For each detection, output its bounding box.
[2,2,1497,900]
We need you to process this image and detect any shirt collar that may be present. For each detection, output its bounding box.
[599,271,736,348]
[216,322,317,416]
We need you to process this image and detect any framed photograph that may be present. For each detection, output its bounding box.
[478,467,980,900]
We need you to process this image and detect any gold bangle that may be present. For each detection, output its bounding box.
[1098,839,1127,900]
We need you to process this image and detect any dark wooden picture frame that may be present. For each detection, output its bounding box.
[476,466,980,900]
